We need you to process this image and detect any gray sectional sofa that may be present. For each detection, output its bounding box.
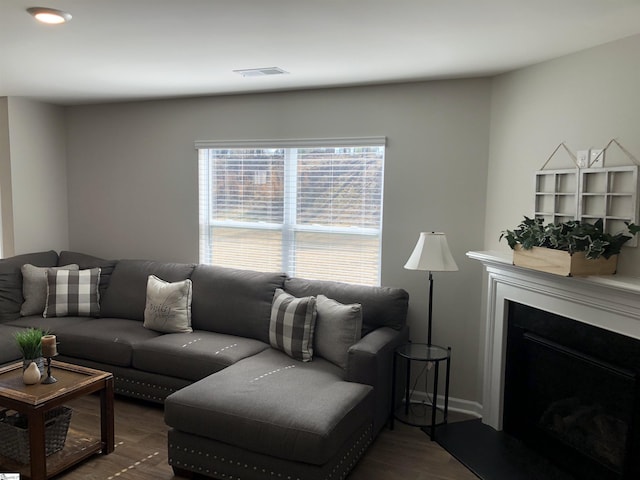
[0,250,409,480]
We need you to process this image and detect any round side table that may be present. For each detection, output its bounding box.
[390,342,451,440]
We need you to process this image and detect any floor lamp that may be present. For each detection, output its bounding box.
[404,232,458,345]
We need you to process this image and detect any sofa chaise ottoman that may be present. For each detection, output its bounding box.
[166,349,374,480]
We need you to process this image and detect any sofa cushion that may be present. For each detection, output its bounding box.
[190,265,285,342]
[164,348,373,465]
[0,324,28,364]
[133,331,269,381]
[58,251,117,300]
[100,260,195,321]
[315,294,362,370]
[269,289,316,362]
[143,275,193,333]
[21,263,79,316]
[43,268,101,318]
[284,277,409,335]
[0,251,58,322]
[55,318,161,366]
[4,315,92,334]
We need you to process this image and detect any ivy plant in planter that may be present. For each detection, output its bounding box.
[500,217,640,276]
[500,217,640,259]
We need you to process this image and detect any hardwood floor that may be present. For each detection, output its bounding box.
[22,395,478,480]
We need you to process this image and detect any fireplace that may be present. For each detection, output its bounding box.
[468,250,640,478]
[504,302,640,479]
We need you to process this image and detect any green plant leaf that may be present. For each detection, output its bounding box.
[13,327,47,359]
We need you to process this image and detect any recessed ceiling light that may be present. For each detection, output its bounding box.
[233,67,289,78]
[27,7,72,24]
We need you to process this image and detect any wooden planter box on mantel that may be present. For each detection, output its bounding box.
[513,245,618,277]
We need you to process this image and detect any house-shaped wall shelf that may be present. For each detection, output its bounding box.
[534,165,639,246]
[534,168,579,224]
[579,165,638,239]
[534,139,640,246]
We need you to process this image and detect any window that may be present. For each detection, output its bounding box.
[197,137,385,286]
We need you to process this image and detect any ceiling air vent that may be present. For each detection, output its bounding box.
[233,67,289,77]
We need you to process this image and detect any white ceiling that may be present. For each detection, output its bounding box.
[2,0,640,106]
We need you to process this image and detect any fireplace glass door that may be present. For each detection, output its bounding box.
[504,302,640,480]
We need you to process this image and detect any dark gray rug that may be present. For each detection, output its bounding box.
[435,419,575,480]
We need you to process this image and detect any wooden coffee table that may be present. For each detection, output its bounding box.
[0,360,114,480]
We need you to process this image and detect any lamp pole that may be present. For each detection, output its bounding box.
[427,271,433,346]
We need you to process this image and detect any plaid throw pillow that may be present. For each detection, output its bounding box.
[44,268,101,317]
[269,289,317,362]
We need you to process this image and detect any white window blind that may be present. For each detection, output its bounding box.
[198,138,385,286]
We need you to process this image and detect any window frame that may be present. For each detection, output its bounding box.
[196,137,386,285]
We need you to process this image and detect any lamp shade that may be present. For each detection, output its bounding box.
[404,232,458,272]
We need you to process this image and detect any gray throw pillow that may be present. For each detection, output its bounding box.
[143,275,193,333]
[21,263,79,316]
[269,289,317,362]
[314,294,363,370]
[43,268,101,317]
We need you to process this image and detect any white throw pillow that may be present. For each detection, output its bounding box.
[143,275,193,333]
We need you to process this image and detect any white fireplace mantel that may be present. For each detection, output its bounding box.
[467,250,640,430]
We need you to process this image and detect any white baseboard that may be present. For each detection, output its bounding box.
[408,391,483,418]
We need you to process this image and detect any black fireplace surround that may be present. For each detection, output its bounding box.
[504,302,640,480]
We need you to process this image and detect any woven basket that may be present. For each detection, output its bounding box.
[0,406,72,464]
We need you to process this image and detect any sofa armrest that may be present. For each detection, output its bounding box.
[345,325,409,434]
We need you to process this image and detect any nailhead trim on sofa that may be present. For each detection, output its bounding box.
[115,376,179,403]
[168,422,372,480]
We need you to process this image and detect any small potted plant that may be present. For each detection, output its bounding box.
[13,327,47,373]
[500,217,640,276]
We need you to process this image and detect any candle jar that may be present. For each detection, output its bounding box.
[41,334,58,357]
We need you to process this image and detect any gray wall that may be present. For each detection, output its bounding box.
[486,34,640,276]
[0,97,69,256]
[0,98,12,256]
[66,80,491,406]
